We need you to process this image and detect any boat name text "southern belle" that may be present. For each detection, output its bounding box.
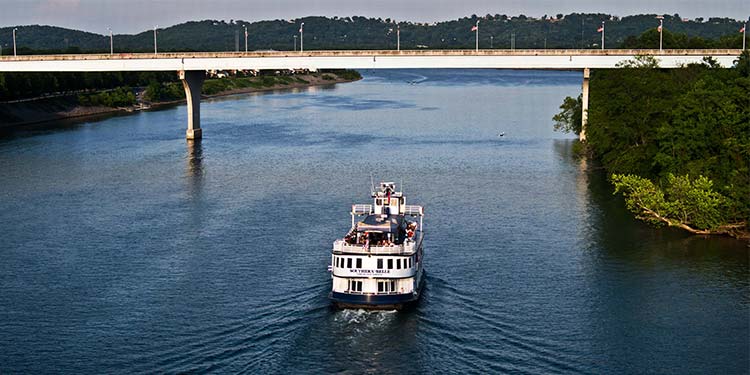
[350,269,391,275]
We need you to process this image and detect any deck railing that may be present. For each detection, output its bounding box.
[333,239,419,254]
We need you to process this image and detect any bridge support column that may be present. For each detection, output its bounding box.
[179,70,205,140]
[580,68,590,142]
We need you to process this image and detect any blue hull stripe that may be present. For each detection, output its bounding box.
[330,291,417,305]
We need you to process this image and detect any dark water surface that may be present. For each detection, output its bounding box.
[0,70,747,374]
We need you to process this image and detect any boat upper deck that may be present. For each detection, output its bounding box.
[333,232,423,255]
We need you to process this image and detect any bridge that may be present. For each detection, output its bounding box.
[0,49,743,141]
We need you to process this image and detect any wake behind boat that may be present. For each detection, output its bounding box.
[329,182,425,310]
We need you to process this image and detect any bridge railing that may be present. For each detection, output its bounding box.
[0,49,743,62]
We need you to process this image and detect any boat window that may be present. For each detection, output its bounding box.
[397,259,401,269]
[347,258,352,268]
[356,258,362,268]
[348,280,362,292]
[378,280,394,293]
[388,259,393,269]
[409,257,412,268]
[377,259,383,269]
[376,198,382,205]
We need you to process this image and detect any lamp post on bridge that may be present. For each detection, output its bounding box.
[153,26,158,55]
[656,16,664,51]
[293,35,297,51]
[299,22,304,52]
[598,21,605,50]
[397,24,400,51]
[472,20,480,51]
[108,27,113,55]
[244,25,248,52]
[490,35,493,49]
[13,28,18,56]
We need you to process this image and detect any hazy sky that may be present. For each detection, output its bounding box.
[0,0,747,34]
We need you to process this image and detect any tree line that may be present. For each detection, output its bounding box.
[1,13,747,53]
[0,71,177,101]
[554,50,749,237]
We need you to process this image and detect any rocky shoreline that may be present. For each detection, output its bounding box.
[0,74,360,128]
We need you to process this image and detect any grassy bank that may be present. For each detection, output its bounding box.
[0,70,362,127]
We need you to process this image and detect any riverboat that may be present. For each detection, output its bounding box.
[329,182,425,310]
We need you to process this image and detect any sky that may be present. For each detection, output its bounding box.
[0,0,747,34]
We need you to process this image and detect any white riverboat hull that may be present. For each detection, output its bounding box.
[330,269,425,310]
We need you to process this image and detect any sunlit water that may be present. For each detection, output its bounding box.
[0,70,747,374]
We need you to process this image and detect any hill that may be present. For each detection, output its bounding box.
[0,13,747,53]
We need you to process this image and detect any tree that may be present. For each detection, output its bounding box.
[612,173,737,233]
[552,94,582,135]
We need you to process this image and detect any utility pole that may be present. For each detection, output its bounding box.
[299,22,304,52]
[108,27,113,55]
[153,26,158,55]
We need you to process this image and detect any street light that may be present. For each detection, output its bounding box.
[244,25,248,52]
[473,20,480,51]
[299,22,304,52]
[656,16,664,51]
[293,35,297,51]
[397,24,400,51]
[490,35,493,48]
[153,25,158,55]
[13,28,18,56]
[108,27,113,55]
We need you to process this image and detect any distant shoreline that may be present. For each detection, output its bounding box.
[0,74,360,129]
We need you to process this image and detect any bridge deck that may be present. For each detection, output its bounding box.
[0,49,742,71]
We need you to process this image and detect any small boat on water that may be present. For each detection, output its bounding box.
[329,182,425,310]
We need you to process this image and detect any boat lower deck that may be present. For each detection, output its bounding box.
[330,271,425,310]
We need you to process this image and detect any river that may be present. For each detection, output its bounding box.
[0,69,747,374]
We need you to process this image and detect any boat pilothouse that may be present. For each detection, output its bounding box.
[329,182,425,310]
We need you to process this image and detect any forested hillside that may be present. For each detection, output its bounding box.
[0,13,747,53]
[554,51,749,237]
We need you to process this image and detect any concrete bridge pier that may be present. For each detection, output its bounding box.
[179,70,206,140]
[580,68,590,142]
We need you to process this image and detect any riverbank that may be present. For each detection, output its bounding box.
[0,72,361,128]
[554,52,749,240]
